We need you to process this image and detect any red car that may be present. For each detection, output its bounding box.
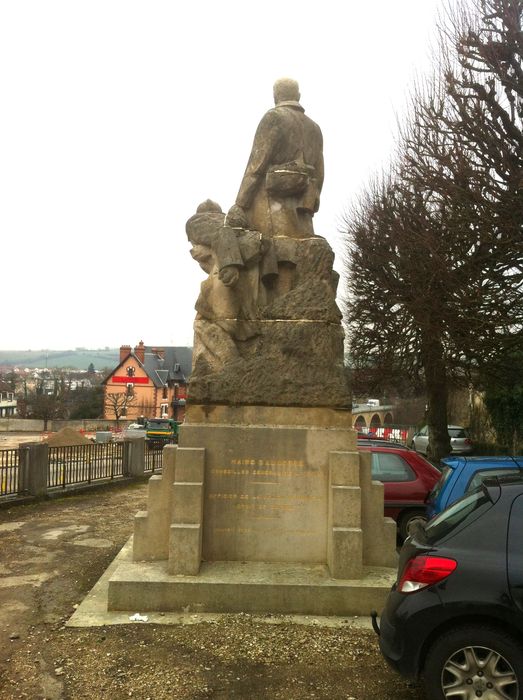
[357,441,441,539]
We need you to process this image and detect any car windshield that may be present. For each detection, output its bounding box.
[448,428,468,438]
[148,421,171,429]
[424,488,492,543]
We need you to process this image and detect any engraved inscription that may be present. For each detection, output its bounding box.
[202,438,328,563]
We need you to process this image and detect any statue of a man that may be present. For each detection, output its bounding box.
[229,78,324,240]
[185,81,349,408]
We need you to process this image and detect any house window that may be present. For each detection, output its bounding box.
[160,403,168,418]
[162,386,168,399]
[126,366,135,377]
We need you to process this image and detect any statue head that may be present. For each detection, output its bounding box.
[273,78,300,106]
[196,199,222,214]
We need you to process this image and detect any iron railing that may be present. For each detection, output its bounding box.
[0,449,19,496]
[48,442,124,489]
[0,439,171,498]
[144,441,166,474]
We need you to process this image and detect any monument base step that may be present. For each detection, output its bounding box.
[108,537,396,617]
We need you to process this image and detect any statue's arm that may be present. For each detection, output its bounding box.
[316,140,325,194]
[236,111,280,209]
[311,127,324,212]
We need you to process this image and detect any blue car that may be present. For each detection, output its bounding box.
[426,455,523,519]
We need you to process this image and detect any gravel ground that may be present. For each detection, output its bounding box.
[0,481,427,700]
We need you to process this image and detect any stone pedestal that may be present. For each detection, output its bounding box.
[108,407,397,615]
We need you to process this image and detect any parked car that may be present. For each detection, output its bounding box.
[411,425,473,458]
[374,475,523,700]
[426,455,523,519]
[357,443,441,539]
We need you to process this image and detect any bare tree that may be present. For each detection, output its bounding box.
[104,391,137,426]
[344,0,523,461]
[29,392,64,432]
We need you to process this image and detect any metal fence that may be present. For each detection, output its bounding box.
[0,449,19,496]
[144,442,164,474]
[356,425,412,445]
[48,442,124,489]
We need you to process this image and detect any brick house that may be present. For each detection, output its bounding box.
[0,380,17,418]
[103,341,192,422]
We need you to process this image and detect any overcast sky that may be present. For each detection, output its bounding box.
[1,0,446,351]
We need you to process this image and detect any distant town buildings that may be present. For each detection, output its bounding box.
[103,341,192,422]
[0,380,17,417]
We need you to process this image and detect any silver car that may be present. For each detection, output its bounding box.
[411,425,473,457]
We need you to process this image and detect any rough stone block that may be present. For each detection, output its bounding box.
[172,482,204,525]
[359,450,373,490]
[168,524,202,575]
[163,445,177,475]
[329,485,361,528]
[175,447,205,483]
[364,517,398,568]
[327,527,363,579]
[106,552,397,616]
[133,511,154,560]
[131,448,178,562]
[329,451,360,486]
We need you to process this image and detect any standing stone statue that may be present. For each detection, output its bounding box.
[108,83,395,622]
[229,77,324,240]
[186,79,349,409]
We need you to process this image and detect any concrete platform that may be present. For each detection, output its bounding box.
[105,536,396,617]
[68,537,392,628]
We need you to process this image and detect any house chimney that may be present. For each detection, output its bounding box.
[120,345,131,363]
[153,347,165,359]
[134,340,145,364]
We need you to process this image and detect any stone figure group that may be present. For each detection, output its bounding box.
[185,79,349,409]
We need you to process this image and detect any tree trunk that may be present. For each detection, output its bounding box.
[420,330,451,462]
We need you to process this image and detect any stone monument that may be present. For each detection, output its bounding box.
[107,79,397,616]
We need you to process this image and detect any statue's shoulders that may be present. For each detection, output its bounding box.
[260,107,286,124]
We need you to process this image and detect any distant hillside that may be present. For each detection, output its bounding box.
[0,349,120,370]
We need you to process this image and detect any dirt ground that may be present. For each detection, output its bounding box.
[0,432,98,450]
[0,432,47,449]
[0,481,427,700]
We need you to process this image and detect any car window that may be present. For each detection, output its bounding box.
[448,428,468,438]
[371,452,415,482]
[429,465,453,501]
[419,426,428,436]
[424,488,492,543]
[468,468,521,492]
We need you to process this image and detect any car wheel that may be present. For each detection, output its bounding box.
[424,624,522,700]
[398,509,427,541]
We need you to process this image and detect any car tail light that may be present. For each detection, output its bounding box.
[464,438,472,445]
[398,556,457,594]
